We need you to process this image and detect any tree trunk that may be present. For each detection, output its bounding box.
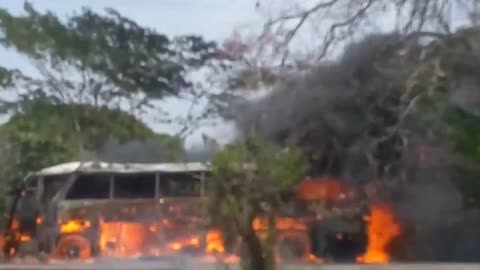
[265,214,277,270]
[241,225,266,270]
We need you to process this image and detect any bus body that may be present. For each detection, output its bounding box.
[4,161,209,259]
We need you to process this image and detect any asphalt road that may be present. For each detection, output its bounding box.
[0,260,479,270]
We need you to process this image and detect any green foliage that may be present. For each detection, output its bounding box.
[444,108,480,208]
[447,109,480,163]
[207,137,307,270]
[0,101,183,178]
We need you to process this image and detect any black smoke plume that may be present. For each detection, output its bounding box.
[236,31,480,261]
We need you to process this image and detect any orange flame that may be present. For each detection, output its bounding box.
[60,220,91,234]
[19,235,31,242]
[297,177,353,202]
[357,203,401,264]
[99,220,147,257]
[206,229,224,253]
[167,236,200,251]
[252,217,307,231]
[8,218,32,243]
[11,218,19,230]
[305,253,323,263]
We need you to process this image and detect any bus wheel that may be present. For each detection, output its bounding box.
[54,235,91,260]
[277,232,310,261]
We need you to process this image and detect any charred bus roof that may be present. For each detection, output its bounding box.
[32,161,211,177]
[22,161,210,202]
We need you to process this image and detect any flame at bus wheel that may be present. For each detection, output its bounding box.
[54,234,92,260]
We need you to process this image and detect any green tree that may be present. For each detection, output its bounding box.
[0,2,217,115]
[207,137,307,270]
[0,2,215,193]
[0,100,184,229]
[0,100,183,181]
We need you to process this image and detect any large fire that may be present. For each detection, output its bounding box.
[357,203,401,264]
[298,178,402,265]
[4,177,403,265]
[95,219,227,258]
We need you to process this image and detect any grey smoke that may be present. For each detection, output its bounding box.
[76,138,215,163]
[237,33,419,182]
[96,140,169,163]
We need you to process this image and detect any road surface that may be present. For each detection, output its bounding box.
[0,257,479,270]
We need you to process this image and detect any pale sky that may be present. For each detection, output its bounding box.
[0,0,259,40]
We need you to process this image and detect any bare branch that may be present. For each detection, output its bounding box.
[264,0,339,26]
[260,0,340,64]
[257,0,468,63]
[316,0,376,60]
[31,59,67,103]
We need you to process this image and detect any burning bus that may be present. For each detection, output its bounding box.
[2,161,396,263]
[3,161,210,260]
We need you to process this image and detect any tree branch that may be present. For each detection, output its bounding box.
[316,0,376,61]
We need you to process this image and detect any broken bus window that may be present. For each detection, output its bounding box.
[158,172,202,197]
[42,174,69,204]
[66,174,110,200]
[113,173,156,199]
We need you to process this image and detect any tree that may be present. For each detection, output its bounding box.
[0,2,215,198]
[0,99,185,227]
[0,100,184,180]
[207,137,307,270]
[0,2,217,119]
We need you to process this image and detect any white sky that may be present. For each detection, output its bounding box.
[0,0,259,40]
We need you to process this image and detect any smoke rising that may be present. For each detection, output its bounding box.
[238,33,418,183]
[236,32,480,261]
[91,139,170,163]
[75,138,214,163]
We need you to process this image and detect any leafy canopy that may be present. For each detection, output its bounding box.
[0,101,183,178]
[0,2,218,112]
